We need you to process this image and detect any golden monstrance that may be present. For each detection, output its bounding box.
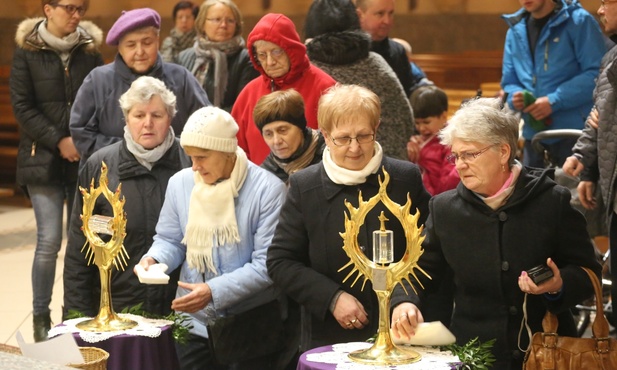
[338,168,430,365]
[75,162,137,332]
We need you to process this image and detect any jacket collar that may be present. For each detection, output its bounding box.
[457,165,555,211]
[117,138,183,180]
[114,52,164,83]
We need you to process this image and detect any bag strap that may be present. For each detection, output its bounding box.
[580,266,610,339]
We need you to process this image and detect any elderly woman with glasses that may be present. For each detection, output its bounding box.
[267,84,431,353]
[231,13,336,165]
[177,0,258,111]
[389,98,601,370]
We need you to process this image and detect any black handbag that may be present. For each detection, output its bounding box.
[206,299,286,365]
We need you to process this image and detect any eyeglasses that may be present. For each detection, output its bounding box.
[255,48,286,62]
[205,17,237,25]
[52,3,86,16]
[601,0,617,8]
[446,144,494,165]
[330,134,375,147]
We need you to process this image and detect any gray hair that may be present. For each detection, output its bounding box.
[440,97,519,165]
[119,76,177,120]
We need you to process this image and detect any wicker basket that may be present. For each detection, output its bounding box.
[67,347,109,370]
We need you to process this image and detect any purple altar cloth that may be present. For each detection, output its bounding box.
[71,326,179,370]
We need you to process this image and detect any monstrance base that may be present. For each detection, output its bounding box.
[348,343,421,365]
[76,315,138,332]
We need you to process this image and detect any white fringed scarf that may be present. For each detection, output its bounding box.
[182,148,248,273]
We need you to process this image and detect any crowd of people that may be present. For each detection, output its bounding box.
[8,0,612,369]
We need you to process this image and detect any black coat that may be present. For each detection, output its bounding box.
[10,19,104,186]
[392,167,601,369]
[63,139,191,318]
[370,38,414,98]
[267,157,431,350]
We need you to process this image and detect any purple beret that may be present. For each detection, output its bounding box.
[106,8,161,46]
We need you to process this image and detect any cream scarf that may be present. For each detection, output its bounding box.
[182,148,248,274]
[123,126,175,170]
[322,142,383,185]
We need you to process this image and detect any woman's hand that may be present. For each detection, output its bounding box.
[518,258,563,295]
[171,281,213,313]
[134,256,156,275]
[332,292,369,330]
[391,302,423,341]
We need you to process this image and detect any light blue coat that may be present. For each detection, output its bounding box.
[145,162,286,337]
[501,0,605,140]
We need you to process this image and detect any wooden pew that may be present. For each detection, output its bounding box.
[413,50,503,91]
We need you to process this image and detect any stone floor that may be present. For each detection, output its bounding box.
[0,193,64,347]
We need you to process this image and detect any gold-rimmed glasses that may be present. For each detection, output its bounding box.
[53,3,86,16]
[446,144,495,164]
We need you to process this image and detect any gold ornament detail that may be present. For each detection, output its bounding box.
[338,168,430,365]
[76,162,137,332]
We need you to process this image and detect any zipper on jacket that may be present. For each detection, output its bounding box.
[31,142,36,157]
[543,41,548,72]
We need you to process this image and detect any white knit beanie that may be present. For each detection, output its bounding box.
[180,106,238,153]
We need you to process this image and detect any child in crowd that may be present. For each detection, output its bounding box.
[407,85,459,195]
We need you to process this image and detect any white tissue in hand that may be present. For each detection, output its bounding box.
[392,321,456,346]
[136,263,169,285]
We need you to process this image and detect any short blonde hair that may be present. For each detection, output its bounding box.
[317,84,380,134]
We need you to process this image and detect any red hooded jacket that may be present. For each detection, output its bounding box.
[231,13,336,164]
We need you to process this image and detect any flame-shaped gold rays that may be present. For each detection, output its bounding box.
[337,168,430,295]
[75,162,137,332]
[80,162,129,271]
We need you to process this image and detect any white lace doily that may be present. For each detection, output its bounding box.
[305,342,461,370]
[48,314,174,343]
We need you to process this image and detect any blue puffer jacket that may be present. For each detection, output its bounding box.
[144,161,286,338]
[501,0,605,140]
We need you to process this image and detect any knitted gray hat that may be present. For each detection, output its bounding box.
[180,107,238,153]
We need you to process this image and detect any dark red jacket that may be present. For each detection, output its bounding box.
[231,13,335,164]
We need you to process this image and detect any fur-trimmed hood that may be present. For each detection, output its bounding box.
[15,17,103,53]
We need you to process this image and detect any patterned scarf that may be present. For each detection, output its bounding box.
[192,35,245,107]
[270,128,321,178]
[168,27,197,62]
[182,148,248,274]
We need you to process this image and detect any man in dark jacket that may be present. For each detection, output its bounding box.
[355,0,415,97]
